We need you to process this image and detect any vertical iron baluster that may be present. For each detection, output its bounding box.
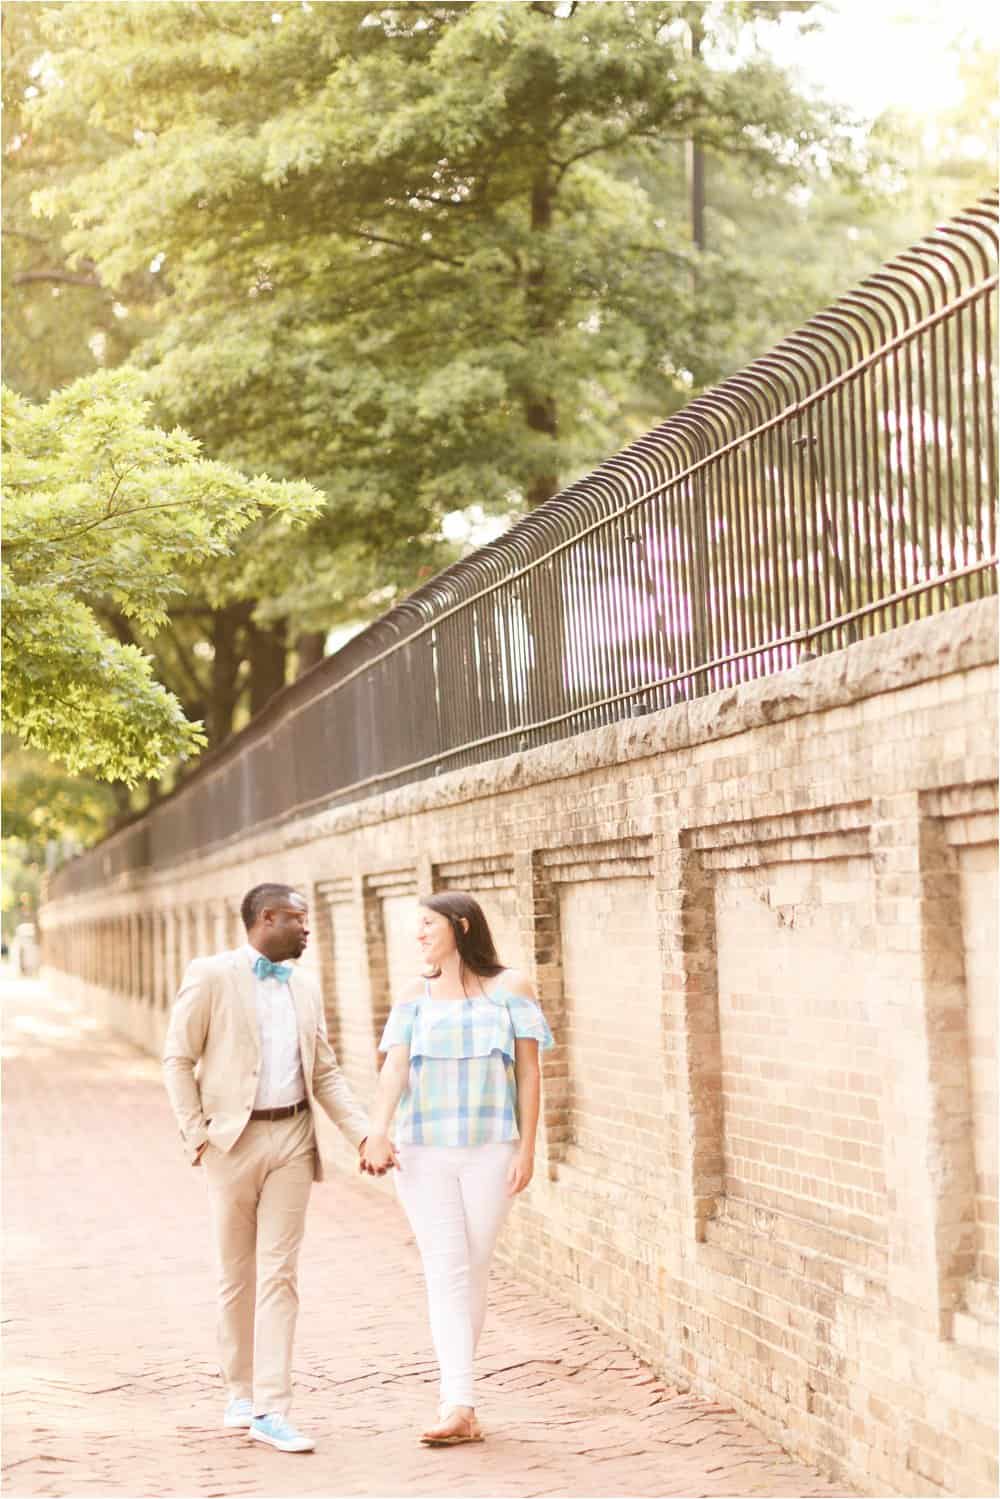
[829,380,852,647]
[845,371,864,640]
[731,439,753,679]
[523,557,546,745]
[755,421,779,677]
[661,481,687,700]
[983,285,997,566]
[541,554,566,743]
[644,489,670,710]
[865,350,882,643]
[878,339,899,628]
[929,316,946,612]
[915,325,932,616]
[805,404,825,652]
[570,532,597,733]
[765,420,787,664]
[953,297,970,603]
[697,458,718,693]
[623,504,646,712]
[674,478,693,693]
[940,297,958,611]
[967,293,984,596]
[715,452,738,688]
[689,471,712,699]
[611,509,632,721]
[900,312,919,614]
[788,421,806,647]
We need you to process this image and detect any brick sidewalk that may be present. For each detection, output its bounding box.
[2,975,850,1498]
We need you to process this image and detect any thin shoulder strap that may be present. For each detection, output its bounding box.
[484,972,513,1024]
[408,977,429,1025]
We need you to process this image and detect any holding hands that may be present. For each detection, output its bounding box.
[359,1132,400,1176]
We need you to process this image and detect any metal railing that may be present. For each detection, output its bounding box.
[49,196,998,897]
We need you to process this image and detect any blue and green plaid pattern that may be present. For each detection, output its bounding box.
[379,989,553,1147]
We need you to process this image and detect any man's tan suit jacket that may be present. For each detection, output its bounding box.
[162,949,369,1180]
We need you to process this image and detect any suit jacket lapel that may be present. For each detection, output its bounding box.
[288,972,315,1081]
[232,953,260,1057]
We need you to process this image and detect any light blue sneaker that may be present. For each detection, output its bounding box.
[249,1413,315,1452]
[223,1397,254,1429]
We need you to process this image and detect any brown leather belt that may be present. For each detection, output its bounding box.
[249,1100,310,1122]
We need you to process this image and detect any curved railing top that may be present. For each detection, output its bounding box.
[45,194,999,895]
[300,192,997,641]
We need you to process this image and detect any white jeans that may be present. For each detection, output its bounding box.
[395,1141,518,1408]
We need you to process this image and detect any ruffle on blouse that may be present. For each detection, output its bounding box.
[499,992,554,1049]
[410,998,512,1064]
[379,991,553,1062]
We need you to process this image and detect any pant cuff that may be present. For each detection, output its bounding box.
[440,1386,475,1407]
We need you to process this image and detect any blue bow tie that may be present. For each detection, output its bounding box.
[253,955,292,984]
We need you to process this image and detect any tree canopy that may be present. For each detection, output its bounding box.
[2,370,323,782]
[32,3,855,512]
[1,2,159,401]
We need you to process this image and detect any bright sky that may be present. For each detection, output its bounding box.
[763,0,998,119]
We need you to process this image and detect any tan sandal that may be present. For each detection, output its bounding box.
[420,1405,484,1446]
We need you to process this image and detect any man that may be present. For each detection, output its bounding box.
[162,883,396,1453]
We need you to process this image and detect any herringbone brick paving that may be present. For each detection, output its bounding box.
[2,973,851,1498]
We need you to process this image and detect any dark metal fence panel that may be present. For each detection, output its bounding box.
[50,197,998,897]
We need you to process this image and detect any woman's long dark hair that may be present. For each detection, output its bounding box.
[421,891,504,981]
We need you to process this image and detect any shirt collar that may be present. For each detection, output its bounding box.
[244,943,301,979]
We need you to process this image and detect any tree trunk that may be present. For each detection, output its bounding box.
[525,166,559,508]
[247,617,288,717]
[687,12,706,253]
[688,137,705,251]
[208,604,247,746]
[295,630,326,676]
[525,397,559,507]
[100,607,209,726]
[109,780,133,825]
[519,160,568,728]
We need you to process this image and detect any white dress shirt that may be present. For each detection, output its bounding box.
[244,945,307,1110]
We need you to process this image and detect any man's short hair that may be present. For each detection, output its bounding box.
[240,883,303,931]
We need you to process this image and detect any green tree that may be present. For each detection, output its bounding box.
[1,2,161,399]
[34,2,850,493]
[16,0,869,742]
[2,739,118,845]
[24,3,857,631]
[2,369,324,782]
[1,739,120,942]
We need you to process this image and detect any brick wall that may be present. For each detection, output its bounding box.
[382,893,420,1016]
[558,877,662,1180]
[957,843,999,1312]
[40,599,999,1498]
[713,855,887,1247]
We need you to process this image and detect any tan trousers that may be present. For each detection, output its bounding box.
[202,1110,315,1416]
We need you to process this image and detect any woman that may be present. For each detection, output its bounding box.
[361,891,553,1446]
